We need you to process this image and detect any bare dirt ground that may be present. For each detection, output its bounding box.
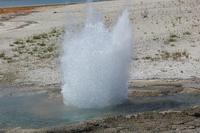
[0,0,200,132]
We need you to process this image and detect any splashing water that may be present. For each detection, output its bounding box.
[61,9,132,108]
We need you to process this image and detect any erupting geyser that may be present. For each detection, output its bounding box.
[61,8,132,108]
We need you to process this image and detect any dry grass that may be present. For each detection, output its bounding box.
[0,52,5,58]
[183,31,191,35]
[164,34,179,44]
[142,50,190,61]
[10,27,63,62]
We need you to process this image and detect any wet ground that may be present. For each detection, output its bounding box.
[1,92,200,129]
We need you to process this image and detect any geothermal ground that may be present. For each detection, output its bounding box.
[0,0,200,132]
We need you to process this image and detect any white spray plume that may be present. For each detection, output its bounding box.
[61,8,132,108]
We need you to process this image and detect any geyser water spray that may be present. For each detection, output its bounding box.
[61,7,132,108]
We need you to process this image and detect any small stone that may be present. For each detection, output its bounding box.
[171,125,178,130]
[126,115,133,119]
[181,71,183,73]
[188,126,195,129]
